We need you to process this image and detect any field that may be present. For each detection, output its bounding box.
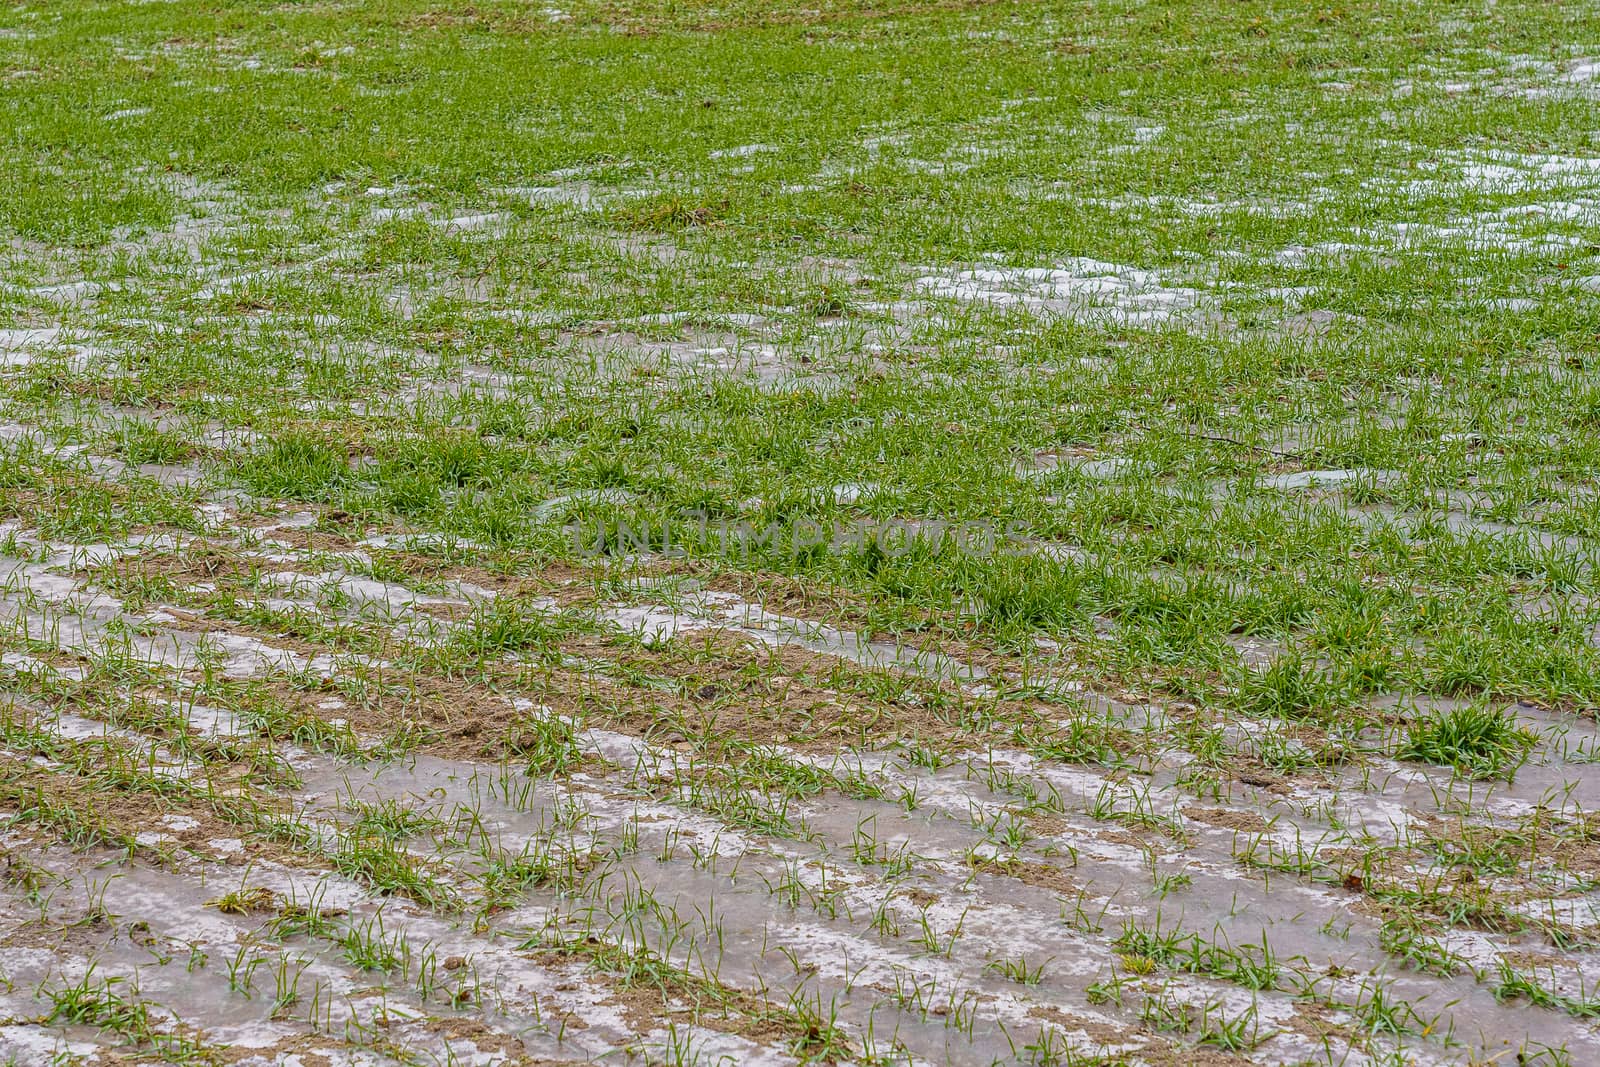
[2,0,1600,1064]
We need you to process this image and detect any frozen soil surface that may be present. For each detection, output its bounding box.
[4,1,1600,1065]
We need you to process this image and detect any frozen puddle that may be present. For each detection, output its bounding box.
[915,256,1214,327]
[602,588,986,682]
[0,327,62,367]
[1258,467,1402,491]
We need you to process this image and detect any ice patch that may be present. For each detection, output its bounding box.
[1259,468,1399,491]
[435,211,509,233]
[1394,151,1600,196]
[1562,57,1600,84]
[501,184,600,208]
[826,482,879,506]
[709,143,779,160]
[30,279,103,304]
[0,327,63,368]
[0,1025,101,1062]
[915,256,1210,327]
[1073,457,1136,481]
[531,488,636,520]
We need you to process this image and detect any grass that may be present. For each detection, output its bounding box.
[1398,701,1538,779]
[43,967,219,1063]
[1,0,1600,1063]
